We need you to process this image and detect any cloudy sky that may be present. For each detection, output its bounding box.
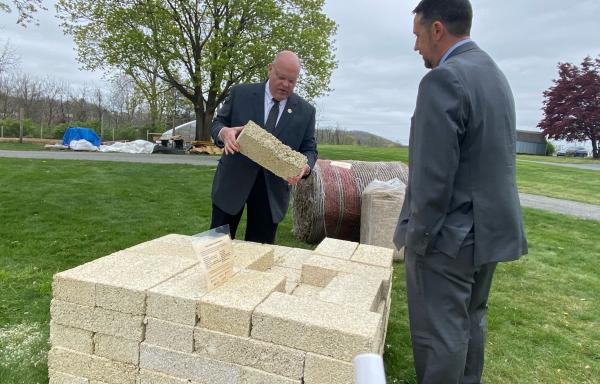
[1,0,599,144]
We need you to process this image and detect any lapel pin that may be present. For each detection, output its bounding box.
[287,108,292,114]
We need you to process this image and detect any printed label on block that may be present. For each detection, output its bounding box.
[192,227,234,291]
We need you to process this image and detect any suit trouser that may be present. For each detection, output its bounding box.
[404,245,497,384]
[210,170,278,244]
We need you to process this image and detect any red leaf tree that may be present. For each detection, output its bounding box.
[538,56,600,158]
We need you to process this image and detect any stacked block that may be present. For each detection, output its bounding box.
[49,235,394,383]
[236,120,308,179]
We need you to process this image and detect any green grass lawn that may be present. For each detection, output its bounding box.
[0,142,47,151]
[519,154,599,164]
[516,161,600,205]
[1,156,598,383]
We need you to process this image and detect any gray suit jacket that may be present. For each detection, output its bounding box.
[211,82,317,223]
[394,42,528,265]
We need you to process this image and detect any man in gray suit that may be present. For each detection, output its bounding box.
[210,51,317,244]
[393,1,528,383]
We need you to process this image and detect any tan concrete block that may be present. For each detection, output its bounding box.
[194,328,305,380]
[252,292,382,362]
[50,321,93,354]
[319,274,383,312]
[199,270,285,337]
[241,367,301,384]
[379,276,393,355]
[147,264,209,326]
[351,244,394,268]
[284,280,298,294]
[291,283,322,299]
[301,255,392,292]
[304,353,354,384]
[48,347,137,384]
[140,343,241,384]
[52,275,95,307]
[49,371,89,384]
[145,317,194,353]
[138,369,190,384]
[50,300,145,341]
[237,120,308,179]
[268,266,301,283]
[95,283,146,316]
[55,241,199,314]
[314,237,359,260]
[273,247,313,270]
[271,245,293,265]
[300,255,340,288]
[93,333,139,365]
[232,241,274,272]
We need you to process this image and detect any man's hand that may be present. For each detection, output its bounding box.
[220,126,244,155]
[287,164,310,185]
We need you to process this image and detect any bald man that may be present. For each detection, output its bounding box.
[210,51,317,243]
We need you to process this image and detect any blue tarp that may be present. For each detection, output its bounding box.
[62,127,101,147]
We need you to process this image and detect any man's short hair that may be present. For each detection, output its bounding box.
[413,0,472,36]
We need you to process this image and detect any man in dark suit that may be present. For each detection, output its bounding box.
[393,1,528,383]
[210,50,317,244]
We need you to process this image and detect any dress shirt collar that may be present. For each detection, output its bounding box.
[439,38,472,65]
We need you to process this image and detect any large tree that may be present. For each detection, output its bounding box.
[0,0,45,26]
[56,0,337,141]
[538,55,600,158]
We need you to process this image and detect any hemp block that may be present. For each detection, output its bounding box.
[50,300,145,341]
[314,237,359,260]
[52,275,95,307]
[303,353,355,384]
[271,245,294,264]
[93,333,140,365]
[145,317,195,353]
[274,247,313,270]
[350,243,394,268]
[237,120,307,179]
[301,255,392,292]
[138,369,190,384]
[285,280,298,294]
[147,264,209,326]
[241,367,302,384]
[319,273,383,312]
[252,292,382,362]
[48,371,89,384]
[194,327,305,380]
[268,266,301,283]
[140,343,241,384]
[291,283,322,299]
[232,241,274,272]
[48,347,138,384]
[199,270,286,337]
[54,247,199,315]
[49,321,94,354]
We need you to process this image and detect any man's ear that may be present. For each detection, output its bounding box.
[431,21,445,41]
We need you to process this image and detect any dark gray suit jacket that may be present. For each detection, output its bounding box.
[394,42,528,265]
[211,82,317,223]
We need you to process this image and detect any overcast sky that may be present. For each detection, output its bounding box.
[1,0,599,144]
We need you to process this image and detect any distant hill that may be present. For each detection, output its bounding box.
[316,128,402,147]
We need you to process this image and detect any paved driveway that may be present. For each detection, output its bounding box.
[519,159,600,171]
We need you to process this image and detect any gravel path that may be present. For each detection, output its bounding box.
[1,150,598,220]
[519,193,600,221]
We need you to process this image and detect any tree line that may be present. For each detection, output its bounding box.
[0,42,196,141]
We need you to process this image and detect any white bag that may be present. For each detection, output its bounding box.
[69,139,98,151]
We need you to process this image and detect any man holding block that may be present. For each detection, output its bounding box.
[210,50,317,244]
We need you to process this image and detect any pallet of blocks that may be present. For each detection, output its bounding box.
[48,235,394,384]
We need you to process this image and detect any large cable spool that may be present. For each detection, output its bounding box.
[292,159,409,244]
